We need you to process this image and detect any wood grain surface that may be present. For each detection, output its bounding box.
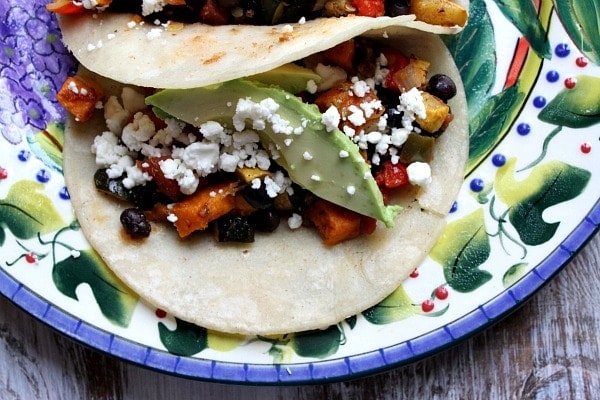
[1,233,598,399]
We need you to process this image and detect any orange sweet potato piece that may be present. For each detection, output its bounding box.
[56,75,104,122]
[306,199,362,246]
[170,181,238,237]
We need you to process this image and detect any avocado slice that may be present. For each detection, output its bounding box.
[248,63,321,94]
[146,79,400,227]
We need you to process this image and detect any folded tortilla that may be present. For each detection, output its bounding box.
[62,28,468,335]
[58,0,468,89]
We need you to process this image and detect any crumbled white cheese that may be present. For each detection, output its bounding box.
[121,112,157,152]
[339,150,349,158]
[91,131,130,166]
[141,0,166,16]
[302,151,313,160]
[346,105,366,127]
[321,106,340,132]
[407,162,432,186]
[351,78,370,97]
[287,213,303,229]
[399,88,427,120]
[311,175,321,181]
[147,28,162,40]
[347,185,356,195]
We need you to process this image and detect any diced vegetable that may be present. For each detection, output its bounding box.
[416,92,450,133]
[201,0,231,25]
[321,40,356,72]
[399,134,436,164]
[170,182,239,237]
[352,0,386,17]
[94,169,131,201]
[213,216,255,243]
[56,75,104,122]
[389,57,430,92]
[375,160,410,189]
[306,199,363,246]
[236,167,270,184]
[46,0,85,14]
[410,0,468,27]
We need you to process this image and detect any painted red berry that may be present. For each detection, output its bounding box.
[576,56,588,67]
[0,168,7,180]
[410,269,419,278]
[25,253,37,264]
[435,286,449,300]
[155,309,167,318]
[564,77,577,89]
[421,299,435,312]
[580,142,592,154]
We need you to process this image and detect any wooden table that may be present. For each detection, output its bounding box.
[1,233,598,399]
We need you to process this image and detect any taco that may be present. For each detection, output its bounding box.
[60,27,468,335]
[52,0,468,89]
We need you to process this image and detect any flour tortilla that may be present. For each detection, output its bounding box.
[62,29,468,335]
[57,0,468,89]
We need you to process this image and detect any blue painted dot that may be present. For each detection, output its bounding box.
[517,123,531,136]
[533,96,547,108]
[492,154,506,167]
[470,178,485,192]
[36,169,51,183]
[546,70,559,83]
[18,150,31,162]
[450,201,458,213]
[555,43,570,58]
[59,186,70,200]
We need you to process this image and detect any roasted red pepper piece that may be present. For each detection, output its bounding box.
[46,0,85,14]
[352,0,385,17]
[375,160,410,189]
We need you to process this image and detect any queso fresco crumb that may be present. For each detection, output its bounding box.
[59,38,457,245]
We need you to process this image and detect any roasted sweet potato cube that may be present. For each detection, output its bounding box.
[410,0,468,27]
[170,182,238,237]
[56,75,104,122]
[306,199,362,246]
[416,92,450,133]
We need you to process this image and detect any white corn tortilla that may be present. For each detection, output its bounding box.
[62,30,468,335]
[57,0,468,89]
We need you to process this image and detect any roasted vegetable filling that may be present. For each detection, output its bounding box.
[58,38,458,245]
[46,0,467,27]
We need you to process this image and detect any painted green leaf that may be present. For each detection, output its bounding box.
[362,285,420,325]
[289,325,343,359]
[553,0,600,65]
[503,262,529,287]
[495,158,591,245]
[344,315,357,329]
[493,0,551,58]
[0,180,66,239]
[430,208,492,292]
[26,123,64,172]
[158,318,208,356]
[0,227,5,246]
[52,249,138,327]
[468,85,525,172]
[443,0,496,119]
[206,330,246,352]
[538,75,600,128]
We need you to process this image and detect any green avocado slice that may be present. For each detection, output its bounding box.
[146,79,401,227]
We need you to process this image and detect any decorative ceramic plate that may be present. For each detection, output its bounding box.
[1,0,599,384]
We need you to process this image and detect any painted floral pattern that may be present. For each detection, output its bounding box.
[1,0,599,376]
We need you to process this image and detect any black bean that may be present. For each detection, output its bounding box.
[426,74,457,102]
[248,208,281,232]
[241,185,274,209]
[385,0,411,17]
[120,208,151,238]
[129,182,159,211]
[386,108,405,129]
